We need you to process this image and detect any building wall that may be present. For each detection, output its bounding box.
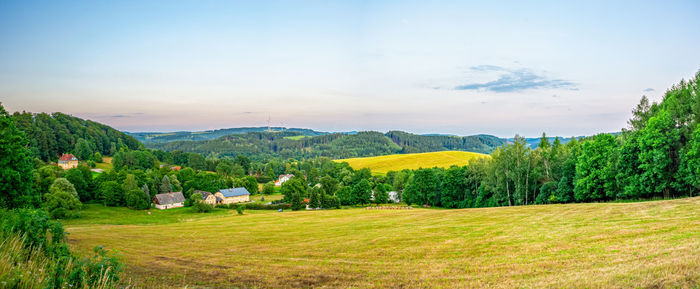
[203,195,217,205]
[58,160,78,170]
[155,202,184,210]
[221,195,249,204]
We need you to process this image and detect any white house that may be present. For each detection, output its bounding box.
[274,174,294,186]
[153,192,185,209]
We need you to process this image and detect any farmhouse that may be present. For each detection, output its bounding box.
[214,187,250,204]
[275,174,294,186]
[192,190,219,205]
[153,192,185,209]
[58,154,78,169]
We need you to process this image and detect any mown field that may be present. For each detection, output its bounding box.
[64,197,700,288]
[336,151,489,174]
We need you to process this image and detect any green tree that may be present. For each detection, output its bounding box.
[403,168,440,206]
[74,138,93,161]
[281,177,307,210]
[441,166,467,208]
[637,110,680,198]
[64,167,89,202]
[262,182,275,194]
[45,178,82,219]
[0,103,38,208]
[99,181,123,206]
[159,175,172,194]
[93,151,103,163]
[574,134,619,202]
[352,179,372,205]
[125,188,149,210]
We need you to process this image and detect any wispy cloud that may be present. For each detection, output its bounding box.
[643,88,655,92]
[455,66,576,92]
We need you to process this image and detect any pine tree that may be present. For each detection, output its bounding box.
[160,175,172,194]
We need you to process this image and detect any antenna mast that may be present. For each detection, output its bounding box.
[267,115,271,133]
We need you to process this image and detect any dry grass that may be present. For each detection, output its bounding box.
[336,151,489,174]
[65,197,700,288]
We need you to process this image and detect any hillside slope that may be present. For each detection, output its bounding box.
[10,112,142,161]
[337,151,489,174]
[146,130,505,161]
[65,197,700,288]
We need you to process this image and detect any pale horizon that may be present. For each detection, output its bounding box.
[2,1,699,138]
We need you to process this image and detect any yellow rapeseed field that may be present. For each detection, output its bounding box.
[64,197,700,288]
[336,151,489,174]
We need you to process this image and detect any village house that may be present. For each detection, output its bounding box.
[274,174,294,186]
[214,187,250,204]
[58,154,79,170]
[153,191,185,209]
[192,190,219,205]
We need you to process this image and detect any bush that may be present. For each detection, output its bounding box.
[236,205,245,215]
[262,182,275,194]
[0,208,123,288]
[190,193,213,213]
[45,178,82,219]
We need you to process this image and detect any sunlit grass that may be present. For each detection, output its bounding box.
[64,197,700,288]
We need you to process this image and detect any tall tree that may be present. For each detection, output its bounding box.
[637,110,680,198]
[0,103,38,208]
[574,134,619,202]
[160,175,172,194]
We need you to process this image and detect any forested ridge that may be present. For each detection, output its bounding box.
[10,111,142,162]
[147,130,505,161]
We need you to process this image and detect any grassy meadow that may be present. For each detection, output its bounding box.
[64,197,700,288]
[337,151,489,174]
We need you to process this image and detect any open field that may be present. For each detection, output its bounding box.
[94,156,113,171]
[283,135,311,140]
[64,197,700,288]
[250,194,284,203]
[336,151,489,174]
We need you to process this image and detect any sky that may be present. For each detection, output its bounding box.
[1,0,699,137]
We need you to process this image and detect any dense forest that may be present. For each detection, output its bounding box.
[10,111,142,162]
[147,130,505,161]
[129,126,328,144]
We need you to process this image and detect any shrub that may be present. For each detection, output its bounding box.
[45,178,82,219]
[236,205,245,215]
[190,193,213,213]
[262,182,275,194]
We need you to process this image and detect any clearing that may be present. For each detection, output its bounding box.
[64,197,700,288]
[336,150,488,174]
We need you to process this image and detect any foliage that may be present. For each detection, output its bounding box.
[189,193,213,213]
[281,177,308,210]
[44,178,82,219]
[0,103,38,209]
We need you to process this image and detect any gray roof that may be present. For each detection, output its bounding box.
[153,192,185,205]
[219,187,250,198]
[193,190,212,199]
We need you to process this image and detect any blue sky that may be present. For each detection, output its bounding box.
[1,0,699,137]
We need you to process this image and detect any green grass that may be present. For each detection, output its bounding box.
[93,156,113,172]
[62,204,232,226]
[284,135,311,140]
[250,193,284,203]
[337,150,489,174]
[64,197,700,288]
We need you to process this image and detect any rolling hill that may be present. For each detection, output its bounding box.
[336,151,489,174]
[144,131,505,161]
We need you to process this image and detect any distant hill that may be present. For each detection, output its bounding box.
[128,127,328,144]
[145,130,506,161]
[11,112,142,161]
[336,151,489,174]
